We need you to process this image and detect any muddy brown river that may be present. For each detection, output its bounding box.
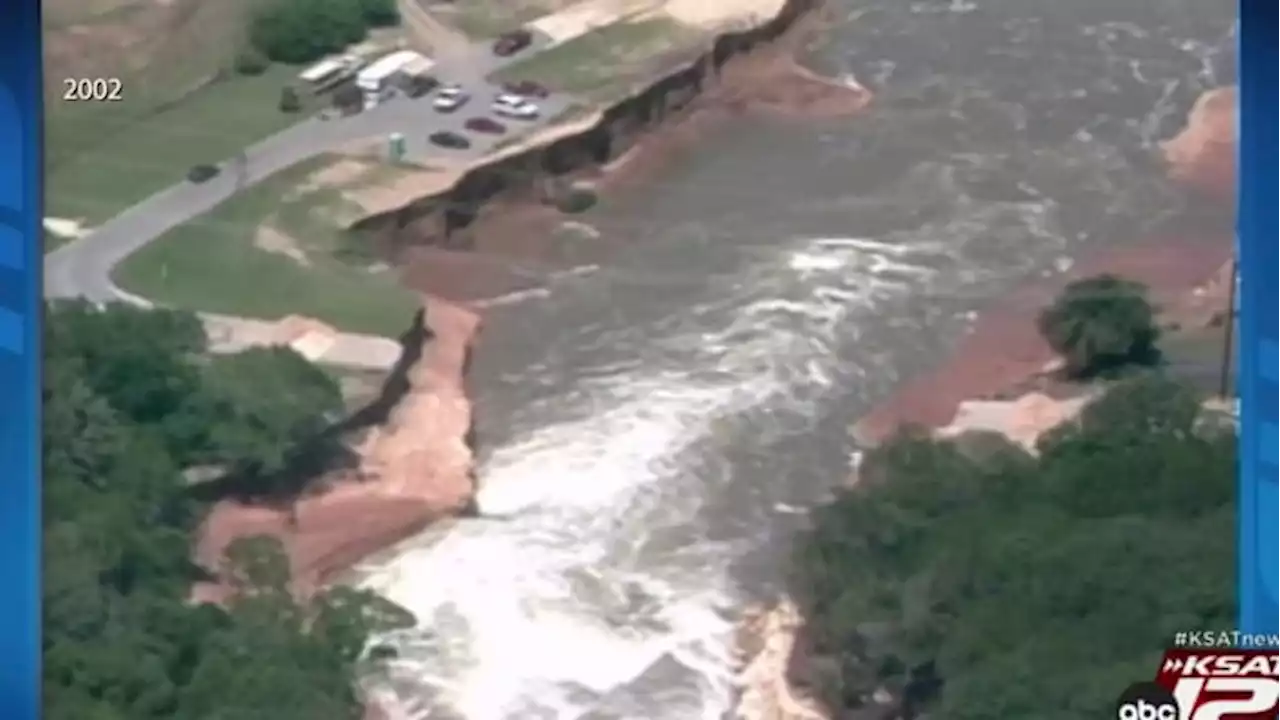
[354,1,1237,717]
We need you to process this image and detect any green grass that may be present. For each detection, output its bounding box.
[45,0,267,161]
[47,64,310,224]
[491,18,697,100]
[113,156,420,337]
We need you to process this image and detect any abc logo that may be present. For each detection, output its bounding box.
[1116,682,1179,720]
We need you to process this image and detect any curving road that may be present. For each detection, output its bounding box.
[44,29,568,304]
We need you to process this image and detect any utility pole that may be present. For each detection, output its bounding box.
[1217,258,1238,401]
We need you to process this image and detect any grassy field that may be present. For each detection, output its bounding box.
[112,156,421,337]
[43,0,313,225]
[47,64,309,224]
[492,18,700,101]
[45,0,263,142]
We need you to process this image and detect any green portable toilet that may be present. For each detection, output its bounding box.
[388,132,406,163]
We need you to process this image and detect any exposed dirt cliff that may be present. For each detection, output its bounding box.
[1161,86,1236,203]
[387,3,871,304]
[734,600,831,720]
[193,298,481,601]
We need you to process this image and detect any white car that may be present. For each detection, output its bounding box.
[492,95,539,119]
[433,85,469,112]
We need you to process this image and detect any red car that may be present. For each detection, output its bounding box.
[464,117,506,134]
[501,80,551,99]
[493,29,533,57]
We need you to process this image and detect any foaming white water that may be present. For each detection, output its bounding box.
[356,235,941,720]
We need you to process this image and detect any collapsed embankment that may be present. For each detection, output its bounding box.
[349,0,870,301]
[193,298,481,602]
[191,0,860,602]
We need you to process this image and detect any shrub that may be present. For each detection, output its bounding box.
[358,0,400,27]
[233,47,269,76]
[279,86,303,113]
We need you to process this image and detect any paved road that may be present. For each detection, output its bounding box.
[44,30,569,304]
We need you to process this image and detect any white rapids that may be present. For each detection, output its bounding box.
[348,0,1234,713]
[353,235,946,720]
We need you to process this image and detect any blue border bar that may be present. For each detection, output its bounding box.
[0,0,41,716]
[1238,0,1278,639]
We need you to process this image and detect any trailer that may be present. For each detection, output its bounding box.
[356,50,430,108]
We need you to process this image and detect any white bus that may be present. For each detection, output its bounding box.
[298,58,345,86]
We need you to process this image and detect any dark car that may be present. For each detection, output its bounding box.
[186,164,220,183]
[493,29,533,57]
[403,74,440,98]
[464,117,506,135]
[429,131,471,150]
[501,80,550,99]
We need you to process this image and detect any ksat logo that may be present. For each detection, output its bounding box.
[1116,649,1279,720]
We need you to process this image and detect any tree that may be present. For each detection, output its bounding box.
[1037,274,1161,377]
[250,0,368,64]
[43,302,389,720]
[201,346,344,493]
[234,47,270,76]
[279,85,303,113]
[46,300,215,463]
[357,0,399,27]
[793,375,1234,719]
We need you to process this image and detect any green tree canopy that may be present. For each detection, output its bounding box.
[1037,274,1161,377]
[793,374,1233,719]
[357,0,399,27]
[250,0,377,64]
[46,299,214,463]
[44,302,406,720]
[202,346,344,487]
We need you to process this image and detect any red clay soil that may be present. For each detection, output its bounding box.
[192,297,481,603]
[1161,86,1237,205]
[851,234,1234,445]
[853,86,1238,445]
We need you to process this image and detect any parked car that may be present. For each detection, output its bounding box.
[501,80,551,99]
[186,164,220,183]
[464,117,507,135]
[432,85,470,112]
[493,29,533,57]
[429,131,471,149]
[492,94,539,120]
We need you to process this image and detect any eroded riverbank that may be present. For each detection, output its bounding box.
[195,0,1237,716]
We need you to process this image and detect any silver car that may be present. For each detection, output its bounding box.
[433,85,470,112]
[492,95,539,119]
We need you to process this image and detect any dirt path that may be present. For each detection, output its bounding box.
[397,0,472,57]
